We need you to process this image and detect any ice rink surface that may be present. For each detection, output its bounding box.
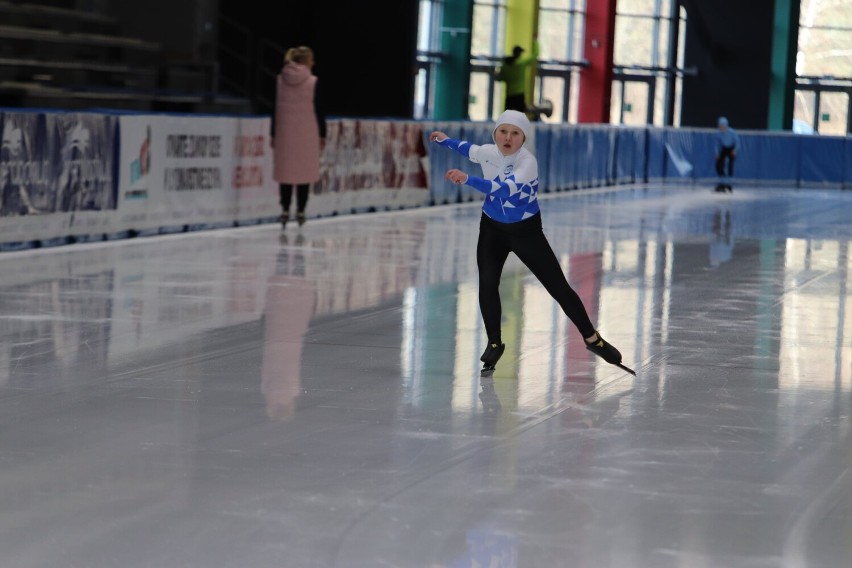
[1,185,851,568]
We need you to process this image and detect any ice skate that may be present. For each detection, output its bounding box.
[297,212,306,226]
[586,334,636,375]
[480,342,505,375]
[281,212,289,228]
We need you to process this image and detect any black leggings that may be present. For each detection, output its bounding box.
[715,147,735,177]
[280,183,309,213]
[477,213,596,343]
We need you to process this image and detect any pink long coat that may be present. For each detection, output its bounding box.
[273,63,321,184]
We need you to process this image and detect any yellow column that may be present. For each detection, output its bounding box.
[504,0,540,112]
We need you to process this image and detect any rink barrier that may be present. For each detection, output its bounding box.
[1,107,850,250]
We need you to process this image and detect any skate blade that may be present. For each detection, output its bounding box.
[616,362,636,376]
[480,365,495,377]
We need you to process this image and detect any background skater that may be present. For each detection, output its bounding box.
[714,116,738,193]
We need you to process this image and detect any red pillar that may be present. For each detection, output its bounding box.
[577,0,617,123]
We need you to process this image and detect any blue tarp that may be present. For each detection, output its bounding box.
[800,136,846,187]
[736,133,799,186]
[845,138,852,189]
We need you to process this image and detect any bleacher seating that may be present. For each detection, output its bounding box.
[0,0,251,113]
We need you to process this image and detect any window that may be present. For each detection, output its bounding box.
[612,0,684,126]
[415,0,686,124]
[414,0,443,119]
[468,1,507,120]
[535,0,586,123]
[795,0,852,135]
[797,0,852,79]
[470,0,588,123]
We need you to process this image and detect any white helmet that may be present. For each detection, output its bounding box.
[492,110,531,145]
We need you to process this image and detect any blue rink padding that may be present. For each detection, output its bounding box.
[613,127,647,184]
[570,126,608,188]
[459,121,493,202]
[425,120,492,204]
[736,132,799,186]
[846,138,852,188]
[406,120,850,204]
[543,124,572,190]
[646,128,667,182]
[533,125,553,191]
[800,136,846,188]
[592,126,612,186]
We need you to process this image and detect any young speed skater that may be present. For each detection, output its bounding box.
[430,110,635,376]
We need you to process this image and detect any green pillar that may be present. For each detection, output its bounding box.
[767,0,800,130]
[433,0,474,120]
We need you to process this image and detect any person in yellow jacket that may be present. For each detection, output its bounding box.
[495,39,540,112]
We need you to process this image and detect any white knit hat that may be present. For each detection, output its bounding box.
[492,110,531,145]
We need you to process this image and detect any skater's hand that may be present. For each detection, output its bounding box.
[445,169,468,185]
[430,131,448,143]
[730,150,736,157]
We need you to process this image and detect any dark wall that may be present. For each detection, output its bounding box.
[109,0,219,61]
[680,0,774,129]
[220,0,419,119]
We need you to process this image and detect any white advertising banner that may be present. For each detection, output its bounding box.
[116,114,155,234]
[57,112,120,240]
[314,119,430,217]
[4,111,434,249]
[1,111,119,247]
[233,117,279,223]
[157,115,236,229]
[117,114,238,234]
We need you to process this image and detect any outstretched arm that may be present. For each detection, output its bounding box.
[430,131,473,158]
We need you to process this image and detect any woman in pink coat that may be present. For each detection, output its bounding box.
[272,46,326,227]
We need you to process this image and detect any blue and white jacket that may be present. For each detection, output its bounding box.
[437,137,540,224]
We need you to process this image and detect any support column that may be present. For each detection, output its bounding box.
[663,0,681,126]
[433,0,474,120]
[505,0,540,108]
[578,0,616,123]
[767,0,800,130]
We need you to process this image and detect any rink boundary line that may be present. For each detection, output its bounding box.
[0,183,650,260]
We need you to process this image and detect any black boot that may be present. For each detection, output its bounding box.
[281,212,289,228]
[297,212,306,226]
[585,334,622,364]
[480,342,505,367]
